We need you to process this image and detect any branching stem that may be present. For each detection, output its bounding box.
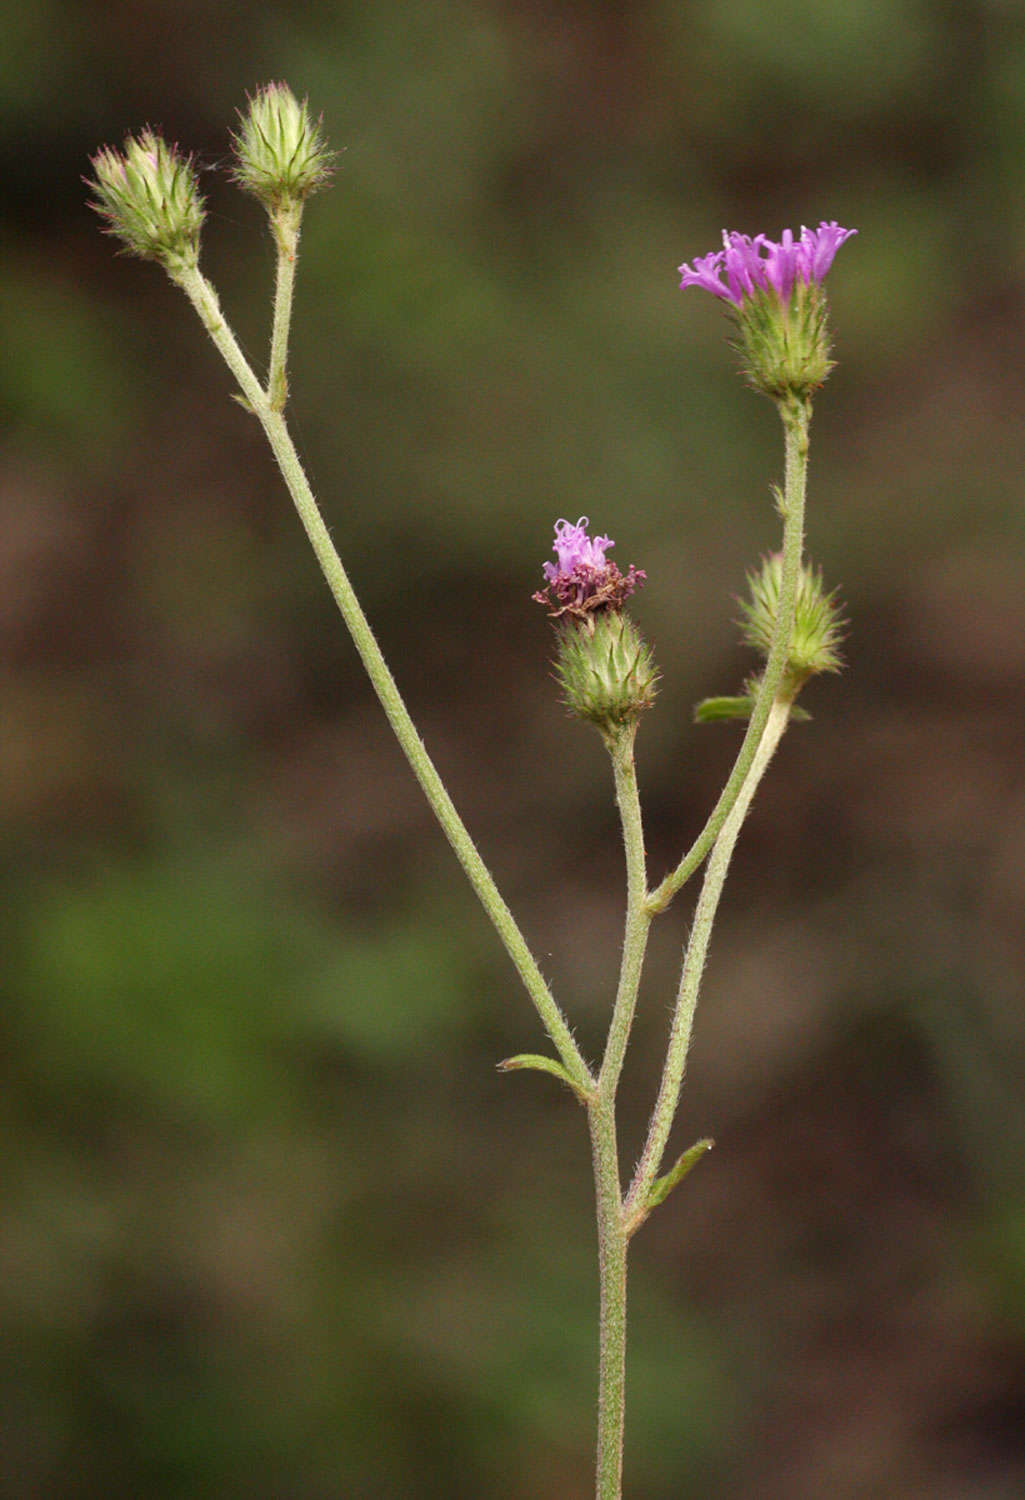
[172,263,594,1096]
[168,244,813,1500]
[626,692,792,1219]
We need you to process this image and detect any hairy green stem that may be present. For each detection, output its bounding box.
[588,1092,628,1500]
[172,264,593,1095]
[268,203,302,410]
[599,725,652,1099]
[646,398,810,914]
[626,693,791,1219]
[578,723,649,1499]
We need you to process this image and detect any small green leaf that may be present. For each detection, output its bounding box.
[694,695,754,723]
[646,1138,714,1210]
[497,1053,591,1103]
[694,695,811,724]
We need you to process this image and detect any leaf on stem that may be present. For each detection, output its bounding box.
[694,695,755,723]
[645,1138,715,1210]
[497,1053,591,1104]
[694,695,809,724]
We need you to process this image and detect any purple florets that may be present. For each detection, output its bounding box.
[678,222,856,307]
[534,517,645,620]
[543,517,614,582]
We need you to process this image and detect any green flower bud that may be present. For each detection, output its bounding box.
[87,130,204,275]
[554,611,659,734]
[232,83,333,210]
[740,553,845,693]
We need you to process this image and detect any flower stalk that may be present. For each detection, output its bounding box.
[646,396,810,913]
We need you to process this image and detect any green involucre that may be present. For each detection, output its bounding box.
[733,281,834,400]
[741,552,844,689]
[554,611,658,732]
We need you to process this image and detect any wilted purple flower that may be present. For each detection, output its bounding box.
[679,222,856,307]
[543,517,614,582]
[534,517,645,620]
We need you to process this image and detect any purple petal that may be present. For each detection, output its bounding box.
[679,220,855,313]
[545,516,616,579]
[678,249,733,301]
[798,222,857,283]
[762,227,800,300]
[722,231,763,304]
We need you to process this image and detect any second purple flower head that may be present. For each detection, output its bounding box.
[534,518,656,734]
[534,517,645,620]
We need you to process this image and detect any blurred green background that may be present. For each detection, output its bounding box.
[4,1,1025,1495]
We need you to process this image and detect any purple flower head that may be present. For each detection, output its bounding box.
[679,221,856,307]
[534,517,645,620]
[543,517,615,583]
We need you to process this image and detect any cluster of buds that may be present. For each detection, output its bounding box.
[87,85,333,277]
[88,130,204,276]
[679,222,856,400]
[535,518,657,735]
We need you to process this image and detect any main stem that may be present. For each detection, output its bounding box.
[173,264,593,1094]
[589,1092,628,1500]
[582,721,650,1500]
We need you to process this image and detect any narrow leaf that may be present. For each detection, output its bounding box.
[646,1138,714,1210]
[695,695,811,724]
[694,695,754,723]
[497,1053,590,1102]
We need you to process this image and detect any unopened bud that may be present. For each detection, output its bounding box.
[741,553,845,693]
[232,83,333,210]
[88,131,204,275]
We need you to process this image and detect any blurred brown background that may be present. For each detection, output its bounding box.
[4,1,1025,1495]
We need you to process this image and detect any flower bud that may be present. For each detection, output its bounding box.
[740,553,845,694]
[554,611,659,733]
[88,130,204,275]
[232,83,333,210]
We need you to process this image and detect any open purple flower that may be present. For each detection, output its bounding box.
[677,222,856,399]
[534,517,645,620]
[679,222,856,307]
